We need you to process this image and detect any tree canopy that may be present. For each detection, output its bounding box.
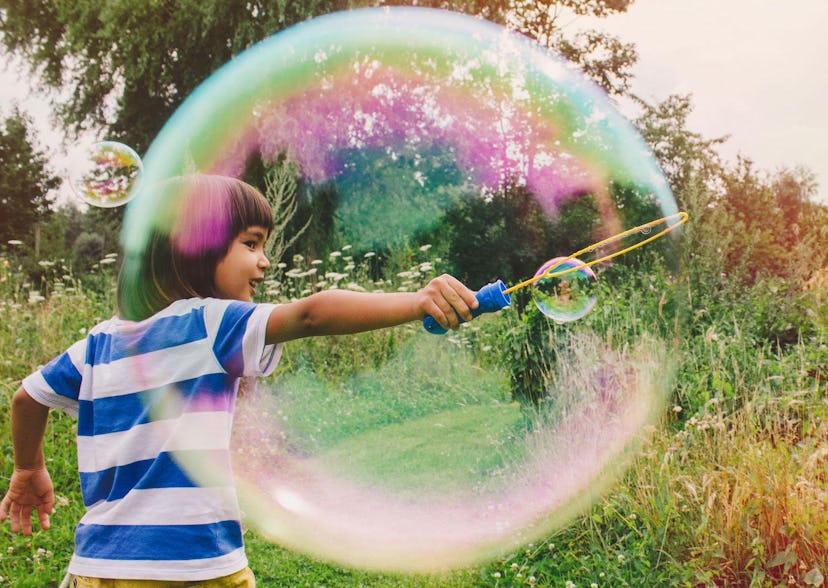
[0,0,634,151]
[0,108,59,245]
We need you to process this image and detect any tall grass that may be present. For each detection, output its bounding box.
[1,248,827,586]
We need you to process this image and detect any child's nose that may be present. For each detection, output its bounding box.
[259,254,270,269]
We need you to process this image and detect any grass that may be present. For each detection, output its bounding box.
[1,251,827,586]
[315,403,523,494]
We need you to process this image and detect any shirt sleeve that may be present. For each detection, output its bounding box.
[21,338,86,416]
[207,299,282,378]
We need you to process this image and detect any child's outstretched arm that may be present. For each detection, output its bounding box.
[266,273,478,344]
[0,387,55,535]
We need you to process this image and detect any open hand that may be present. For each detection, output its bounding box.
[0,466,55,535]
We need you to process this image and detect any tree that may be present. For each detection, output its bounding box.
[0,0,513,152]
[509,0,639,96]
[0,108,60,247]
[1,1,635,152]
[634,93,726,204]
[441,183,555,291]
[634,91,828,345]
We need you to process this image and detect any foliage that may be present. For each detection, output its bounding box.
[2,234,828,585]
[0,108,60,247]
[440,184,556,290]
[635,91,828,349]
[509,0,638,96]
[1,0,639,155]
[262,158,310,263]
[0,0,512,151]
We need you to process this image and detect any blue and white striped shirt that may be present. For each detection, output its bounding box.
[23,298,281,581]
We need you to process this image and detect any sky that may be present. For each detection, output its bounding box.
[578,0,828,203]
[2,0,827,204]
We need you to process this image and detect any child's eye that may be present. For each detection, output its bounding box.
[244,240,257,249]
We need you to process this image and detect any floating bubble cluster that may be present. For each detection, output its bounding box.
[121,7,683,572]
[71,141,143,207]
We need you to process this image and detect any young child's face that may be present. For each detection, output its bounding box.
[214,225,270,302]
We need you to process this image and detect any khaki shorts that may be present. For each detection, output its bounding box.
[70,566,255,587]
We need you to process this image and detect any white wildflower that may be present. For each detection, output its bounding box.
[28,291,45,304]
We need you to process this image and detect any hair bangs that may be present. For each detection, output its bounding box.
[228,180,275,239]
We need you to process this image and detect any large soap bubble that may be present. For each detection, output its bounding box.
[121,7,683,573]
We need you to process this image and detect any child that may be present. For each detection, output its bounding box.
[1,174,478,587]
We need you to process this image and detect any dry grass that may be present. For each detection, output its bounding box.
[627,387,828,586]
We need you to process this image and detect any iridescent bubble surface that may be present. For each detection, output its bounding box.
[121,7,683,572]
[532,257,597,323]
[71,141,143,207]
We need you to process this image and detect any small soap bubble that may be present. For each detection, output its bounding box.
[70,141,143,207]
[532,257,597,323]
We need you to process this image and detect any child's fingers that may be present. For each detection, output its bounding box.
[432,275,477,321]
[424,293,462,330]
[37,507,51,531]
[21,505,35,535]
[7,503,22,534]
[423,302,450,330]
[39,494,54,531]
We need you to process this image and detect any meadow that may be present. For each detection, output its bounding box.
[1,244,826,588]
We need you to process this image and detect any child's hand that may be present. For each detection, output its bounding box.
[0,466,55,535]
[416,274,479,331]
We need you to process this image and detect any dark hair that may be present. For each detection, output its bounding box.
[118,175,275,320]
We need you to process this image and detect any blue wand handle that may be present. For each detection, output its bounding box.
[422,280,511,335]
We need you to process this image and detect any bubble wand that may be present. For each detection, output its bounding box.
[423,211,689,334]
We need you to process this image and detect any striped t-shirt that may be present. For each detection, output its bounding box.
[22,297,281,581]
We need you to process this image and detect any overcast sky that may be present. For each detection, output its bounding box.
[579,0,828,203]
[2,0,827,204]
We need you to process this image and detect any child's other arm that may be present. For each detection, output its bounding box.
[0,387,55,535]
[265,273,478,344]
